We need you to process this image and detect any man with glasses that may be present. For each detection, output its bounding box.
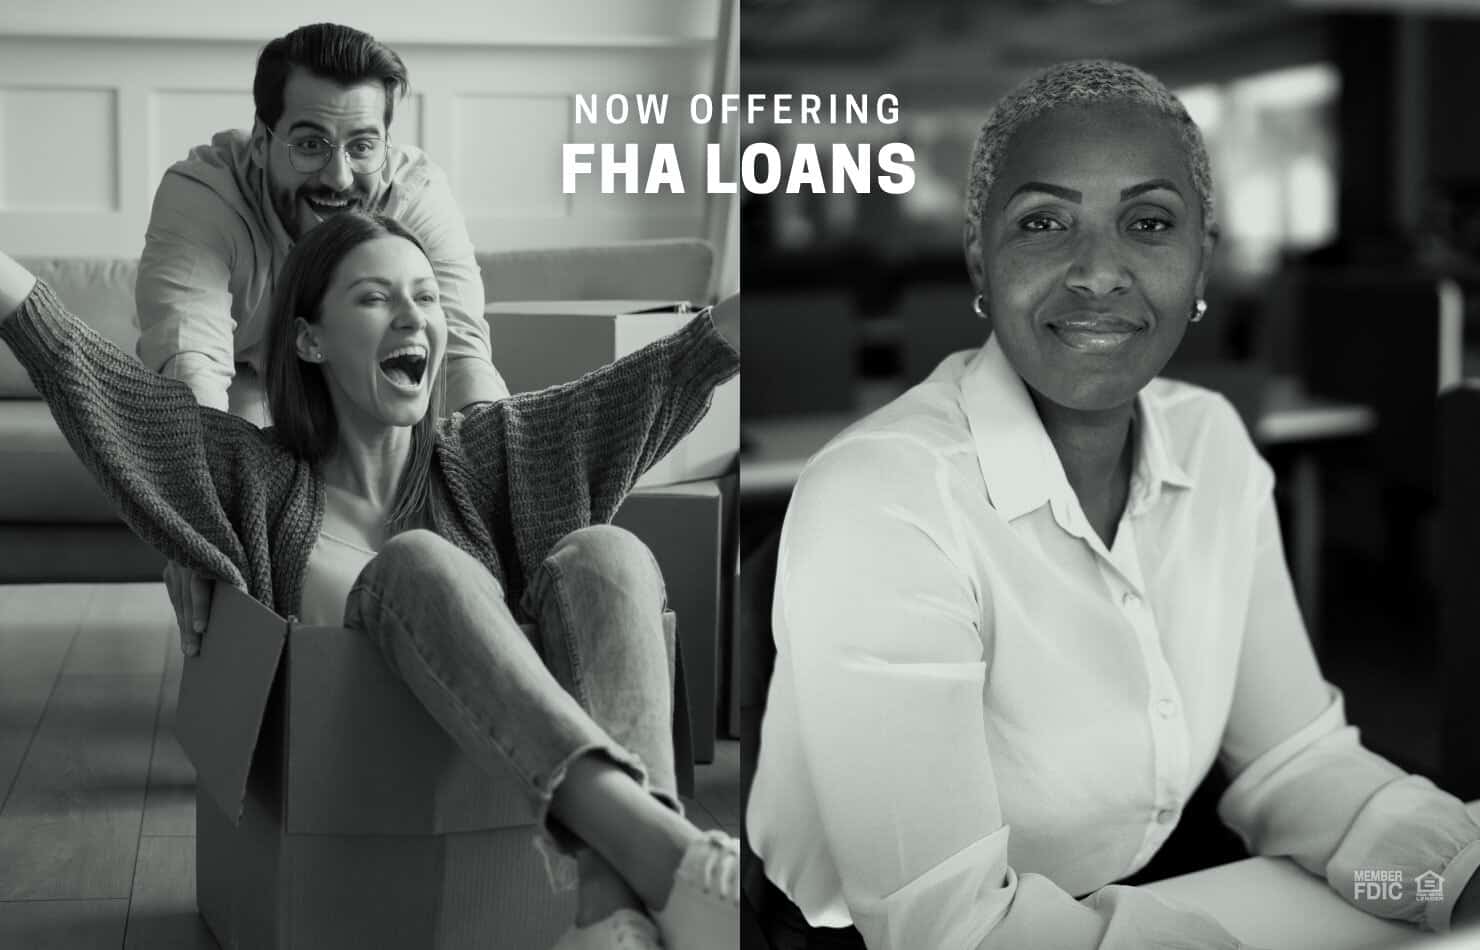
[138,22,508,639]
[136,21,507,421]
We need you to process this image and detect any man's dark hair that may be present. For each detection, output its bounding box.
[253,23,409,132]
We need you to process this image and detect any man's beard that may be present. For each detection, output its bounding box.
[270,183,369,241]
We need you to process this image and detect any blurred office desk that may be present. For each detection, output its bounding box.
[740,412,859,500]
[740,377,1373,499]
[1141,801,1480,950]
[1254,377,1377,645]
[740,377,1376,641]
[1255,375,1378,444]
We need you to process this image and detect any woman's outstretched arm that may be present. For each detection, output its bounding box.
[0,253,254,590]
[1217,494,1480,933]
[453,301,739,582]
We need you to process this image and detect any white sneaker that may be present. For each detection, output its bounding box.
[650,831,739,950]
[550,908,664,949]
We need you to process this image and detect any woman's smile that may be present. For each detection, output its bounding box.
[1043,312,1145,353]
[376,342,429,391]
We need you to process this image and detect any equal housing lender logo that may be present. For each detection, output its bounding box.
[1352,867,1444,903]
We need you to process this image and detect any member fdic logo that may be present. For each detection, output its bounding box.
[1352,868,1444,903]
[1353,868,1404,901]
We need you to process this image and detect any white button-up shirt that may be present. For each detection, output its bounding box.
[748,336,1480,949]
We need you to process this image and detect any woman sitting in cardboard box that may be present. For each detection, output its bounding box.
[0,212,739,950]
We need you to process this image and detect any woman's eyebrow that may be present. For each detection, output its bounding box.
[1007,181,1082,203]
[1120,179,1182,201]
[1004,179,1185,207]
[346,276,439,288]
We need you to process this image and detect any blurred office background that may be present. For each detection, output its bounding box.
[738,0,1480,894]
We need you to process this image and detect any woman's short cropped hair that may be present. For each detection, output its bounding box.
[963,59,1216,242]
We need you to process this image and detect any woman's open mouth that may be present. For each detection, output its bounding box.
[1045,317,1143,353]
[377,346,428,392]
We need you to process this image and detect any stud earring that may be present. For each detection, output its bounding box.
[1191,299,1208,323]
[972,294,989,320]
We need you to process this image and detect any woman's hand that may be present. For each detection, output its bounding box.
[0,251,38,321]
[163,560,215,657]
[709,294,739,354]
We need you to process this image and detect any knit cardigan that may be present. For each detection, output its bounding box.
[1,281,739,619]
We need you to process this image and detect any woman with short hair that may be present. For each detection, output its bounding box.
[747,60,1480,949]
[0,212,739,950]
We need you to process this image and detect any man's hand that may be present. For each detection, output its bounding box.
[163,560,214,657]
[710,294,739,354]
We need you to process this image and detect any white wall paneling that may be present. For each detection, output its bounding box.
[415,42,714,248]
[2,1,721,48]
[1,88,118,212]
[0,5,733,264]
[150,91,256,189]
[454,94,572,219]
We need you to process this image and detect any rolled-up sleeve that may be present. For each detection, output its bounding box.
[1217,494,1480,933]
[395,163,508,410]
[136,171,239,412]
[776,435,1246,950]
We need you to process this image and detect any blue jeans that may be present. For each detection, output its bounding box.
[343,525,679,887]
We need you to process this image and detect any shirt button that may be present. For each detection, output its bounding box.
[1156,698,1177,719]
[1121,591,1139,608]
[1156,808,1177,825]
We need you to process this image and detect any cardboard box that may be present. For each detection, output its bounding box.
[177,585,686,950]
[484,300,739,488]
[617,479,729,764]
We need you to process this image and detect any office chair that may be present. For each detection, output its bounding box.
[1438,382,1480,801]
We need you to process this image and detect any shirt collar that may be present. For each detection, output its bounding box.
[1129,382,1194,514]
[959,335,1195,524]
[961,336,1067,522]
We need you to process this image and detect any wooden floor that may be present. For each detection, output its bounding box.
[0,583,740,949]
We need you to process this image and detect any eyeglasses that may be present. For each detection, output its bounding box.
[264,125,389,175]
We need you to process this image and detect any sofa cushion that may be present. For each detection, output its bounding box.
[0,258,142,397]
[0,240,716,523]
[0,525,163,582]
[477,239,713,304]
[0,400,119,521]
[0,244,715,396]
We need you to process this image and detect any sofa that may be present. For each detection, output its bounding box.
[0,238,735,760]
[0,257,150,582]
[0,239,718,581]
